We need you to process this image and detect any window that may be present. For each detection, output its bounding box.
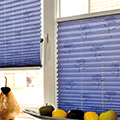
[59,0,120,18]
[60,0,84,17]
[42,0,120,114]
[90,0,120,13]
[57,1,120,117]
[1,0,119,119]
[0,70,43,107]
[0,0,43,118]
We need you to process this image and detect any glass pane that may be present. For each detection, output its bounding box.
[0,69,43,108]
[60,0,120,18]
[60,0,88,17]
[90,0,120,13]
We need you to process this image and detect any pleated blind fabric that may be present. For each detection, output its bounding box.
[0,0,42,68]
[57,13,120,115]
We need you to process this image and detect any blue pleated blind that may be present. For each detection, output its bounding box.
[57,13,120,115]
[0,0,42,68]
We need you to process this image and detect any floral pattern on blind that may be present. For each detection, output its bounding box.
[57,13,120,115]
[0,0,41,67]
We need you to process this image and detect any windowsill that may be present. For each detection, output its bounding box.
[16,118,33,120]
[16,110,33,119]
[16,107,39,120]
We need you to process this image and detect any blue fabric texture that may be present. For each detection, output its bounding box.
[0,0,42,67]
[57,14,120,115]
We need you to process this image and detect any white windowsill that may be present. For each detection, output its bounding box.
[16,118,33,120]
[16,111,33,119]
[16,107,39,120]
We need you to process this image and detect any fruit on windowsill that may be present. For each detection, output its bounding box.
[84,111,99,120]
[52,109,67,118]
[67,108,84,119]
[99,110,118,120]
[39,103,54,117]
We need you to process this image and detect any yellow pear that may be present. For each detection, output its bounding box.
[99,110,118,120]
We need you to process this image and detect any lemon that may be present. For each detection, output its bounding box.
[84,111,99,120]
[52,109,67,118]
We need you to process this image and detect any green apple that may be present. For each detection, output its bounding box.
[39,103,54,117]
[99,110,118,120]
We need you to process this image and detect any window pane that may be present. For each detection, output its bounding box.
[0,70,43,108]
[60,0,120,18]
[90,0,120,13]
[90,0,120,12]
[60,0,87,17]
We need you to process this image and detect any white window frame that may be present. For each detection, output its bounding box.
[43,0,58,108]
